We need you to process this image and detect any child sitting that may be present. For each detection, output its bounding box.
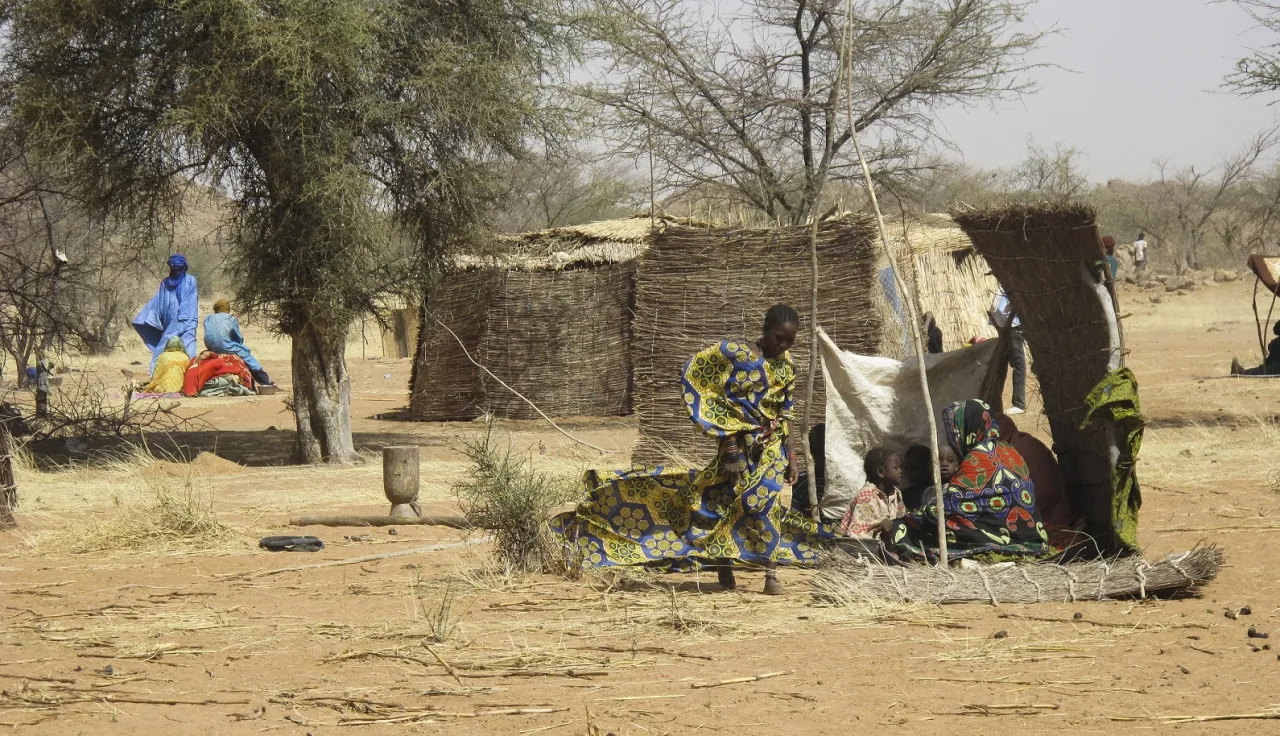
[840,448,907,538]
[900,444,959,511]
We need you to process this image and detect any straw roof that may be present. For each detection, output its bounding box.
[630,214,880,466]
[869,214,999,356]
[951,201,1132,555]
[455,215,708,272]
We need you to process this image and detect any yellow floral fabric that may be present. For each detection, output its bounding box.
[142,347,190,394]
[550,340,834,568]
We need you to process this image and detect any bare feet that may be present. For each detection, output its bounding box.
[763,569,784,596]
[715,559,737,590]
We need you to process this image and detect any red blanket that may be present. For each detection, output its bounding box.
[183,352,254,396]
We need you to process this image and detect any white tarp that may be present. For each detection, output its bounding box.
[815,328,1001,522]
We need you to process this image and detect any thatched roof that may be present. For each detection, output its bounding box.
[951,201,1132,556]
[869,213,998,354]
[455,214,714,272]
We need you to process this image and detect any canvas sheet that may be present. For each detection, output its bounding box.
[815,328,1001,521]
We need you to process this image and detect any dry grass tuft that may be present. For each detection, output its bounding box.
[454,422,577,573]
[21,463,242,556]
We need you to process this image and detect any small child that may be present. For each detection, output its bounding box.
[939,445,960,484]
[840,447,907,538]
[900,445,960,511]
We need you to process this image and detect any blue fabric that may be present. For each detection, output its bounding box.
[878,266,911,354]
[203,313,263,373]
[132,272,198,371]
[993,290,1021,328]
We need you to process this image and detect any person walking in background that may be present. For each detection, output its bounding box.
[132,254,198,372]
[991,288,1027,415]
[1132,232,1148,279]
[204,299,273,386]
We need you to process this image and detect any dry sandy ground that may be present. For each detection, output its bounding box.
[1,279,1279,735]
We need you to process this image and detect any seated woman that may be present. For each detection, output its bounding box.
[840,448,905,539]
[203,299,273,386]
[887,399,1051,564]
[139,336,190,395]
[1231,321,1280,376]
[551,304,834,595]
[994,412,1076,548]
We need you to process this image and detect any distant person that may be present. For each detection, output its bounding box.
[840,448,906,539]
[990,288,1027,415]
[204,299,273,386]
[1102,236,1119,280]
[132,254,198,372]
[923,312,944,354]
[1230,321,1280,376]
[1132,232,1148,279]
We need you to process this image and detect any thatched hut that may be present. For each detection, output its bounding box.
[872,214,999,357]
[408,218,654,421]
[952,202,1134,556]
[631,215,879,465]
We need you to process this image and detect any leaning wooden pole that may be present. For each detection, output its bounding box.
[800,214,822,521]
[840,0,947,563]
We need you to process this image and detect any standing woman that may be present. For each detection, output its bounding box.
[551,304,832,594]
[132,254,198,373]
[887,399,1051,563]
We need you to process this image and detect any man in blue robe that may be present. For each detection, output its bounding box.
[132,254,198,373]
[203,298,273,386]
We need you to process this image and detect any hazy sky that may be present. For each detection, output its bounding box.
[936,0,1280,180]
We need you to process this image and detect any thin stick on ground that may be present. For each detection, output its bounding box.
[221,538,492,580]
[691,671,791,689]
[840,0,946,561]
[425,310,607,454]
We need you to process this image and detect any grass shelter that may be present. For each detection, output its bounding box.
[408,217,657,421]
[891,213,1000,351]
[952,202,1136,557]
[630,214,879,466]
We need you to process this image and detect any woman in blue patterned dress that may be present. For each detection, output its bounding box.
[551,304,833,595]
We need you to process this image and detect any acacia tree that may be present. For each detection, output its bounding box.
[488,152,643,232]
[580,0,1047,224]
[2,0,570,462]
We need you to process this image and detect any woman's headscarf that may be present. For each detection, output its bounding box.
[942,399,998,457]
[164,335,185,352]
[164,254,189,289]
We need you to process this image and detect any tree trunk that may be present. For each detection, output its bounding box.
[290,312,357,464]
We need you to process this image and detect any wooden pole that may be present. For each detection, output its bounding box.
[383,445,421,518]
[839,0,947,563]
[0,409,17,529]
[800,214,822,521]
[290,514,470,529]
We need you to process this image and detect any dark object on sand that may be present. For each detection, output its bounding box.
[259,535,325,552]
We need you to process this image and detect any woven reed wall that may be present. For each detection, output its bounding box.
[409,270,498,421]
[479,263,635,419]
[409,264,635,421]
[951,203,1123,552]
[631,216,879,466]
